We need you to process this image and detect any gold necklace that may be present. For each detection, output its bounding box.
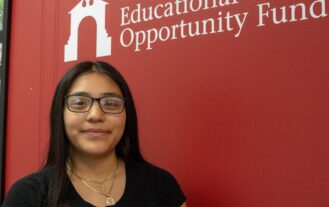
[68,159,119,205]
[71,167,116,191]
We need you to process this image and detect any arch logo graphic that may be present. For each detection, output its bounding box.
[64,0,111,62]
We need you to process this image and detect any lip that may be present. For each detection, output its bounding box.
[81,128,110,137]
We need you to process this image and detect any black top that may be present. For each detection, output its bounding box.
[2,162,186,207]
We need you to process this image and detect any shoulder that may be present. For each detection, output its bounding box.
[126,162,186,206]
[128,161,171,175]
[2,167,52,207]
[11,166,52,192]
[127,162,178,184]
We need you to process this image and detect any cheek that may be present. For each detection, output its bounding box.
[63,109,79,138]
[116,112,127,135]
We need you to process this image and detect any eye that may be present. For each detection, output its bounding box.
[103,100,121,108]
[101,97,124,110]
[68,96,91,110]
[71,99,88,106]
[70,98,88,106]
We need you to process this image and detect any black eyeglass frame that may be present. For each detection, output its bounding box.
[64,95,126,114]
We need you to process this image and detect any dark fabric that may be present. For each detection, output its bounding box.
[2,162,186,207]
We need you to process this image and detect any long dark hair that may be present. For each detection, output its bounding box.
[45,61,145,206]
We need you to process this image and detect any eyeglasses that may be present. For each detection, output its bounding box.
[65,95,125,114]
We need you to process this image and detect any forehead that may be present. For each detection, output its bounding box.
[67,72,123,97]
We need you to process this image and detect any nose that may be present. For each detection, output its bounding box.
[86,101,105,122]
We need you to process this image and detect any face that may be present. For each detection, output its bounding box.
[64,71,126,158]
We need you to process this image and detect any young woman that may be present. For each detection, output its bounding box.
[2,61,186,207]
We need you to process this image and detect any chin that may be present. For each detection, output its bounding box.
[88,147,113,155]
[75,145,114,157]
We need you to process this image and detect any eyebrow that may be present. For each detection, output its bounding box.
[69,91,123,98]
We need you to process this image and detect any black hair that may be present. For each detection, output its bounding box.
[45,61,145,206]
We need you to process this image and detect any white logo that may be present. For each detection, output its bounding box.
[64,0,111,62]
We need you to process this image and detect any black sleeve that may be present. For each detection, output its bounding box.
[2,176,44,207]
[156,168,186,207]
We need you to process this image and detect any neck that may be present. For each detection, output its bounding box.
[69,150,119,181]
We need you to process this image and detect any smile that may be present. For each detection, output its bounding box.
[81,129,110,137]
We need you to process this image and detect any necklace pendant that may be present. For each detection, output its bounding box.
[106,196,115,205]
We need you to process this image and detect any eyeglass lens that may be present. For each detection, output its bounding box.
[66,95,124,114]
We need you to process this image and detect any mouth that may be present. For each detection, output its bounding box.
[81,129,111,137]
